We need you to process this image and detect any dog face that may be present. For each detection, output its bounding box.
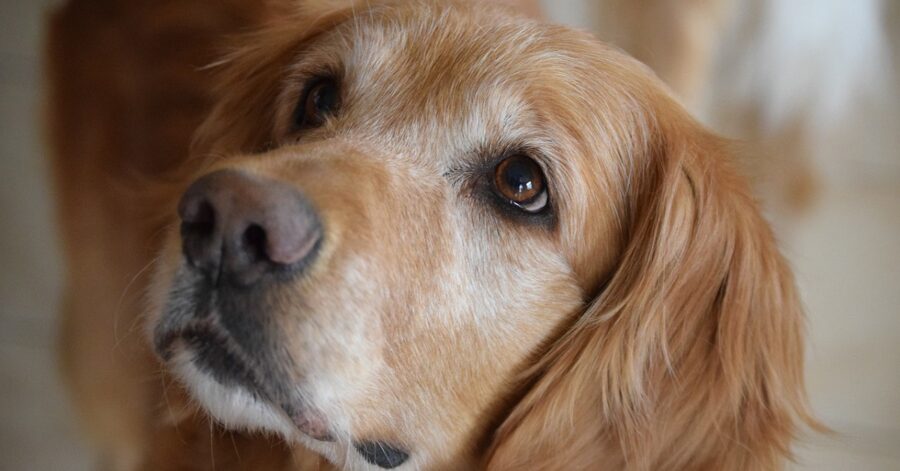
[148,2,812,470]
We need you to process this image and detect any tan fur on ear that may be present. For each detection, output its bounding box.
[486,101,819,470]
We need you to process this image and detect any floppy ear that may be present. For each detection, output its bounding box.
[485,105,817,470]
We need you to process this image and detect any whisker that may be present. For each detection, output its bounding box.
[209,414,216,470]
[112,255,161,349]
[229,432,241,464]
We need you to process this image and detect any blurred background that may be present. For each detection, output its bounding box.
[0,0,898,469]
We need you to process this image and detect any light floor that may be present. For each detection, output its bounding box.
[1,1,898,470]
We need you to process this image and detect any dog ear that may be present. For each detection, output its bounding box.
[485,103,818,469]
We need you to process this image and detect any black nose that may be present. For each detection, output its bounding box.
[178,169,322,286]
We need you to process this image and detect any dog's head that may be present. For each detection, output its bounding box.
[148,1,813,469]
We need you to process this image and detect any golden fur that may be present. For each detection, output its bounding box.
[46,0,817,469]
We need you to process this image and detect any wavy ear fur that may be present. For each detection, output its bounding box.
[487,100,817,470]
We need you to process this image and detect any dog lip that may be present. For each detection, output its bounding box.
[155,319,335,441]
[156,271,335,440]
[186,328,265,391]
[156,320,267,392]
[354,440,410,469]
[284,404,334,441]
[154,318,214,362]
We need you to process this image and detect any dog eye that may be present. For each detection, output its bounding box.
[493,155,549,213]
[293,77,340,130]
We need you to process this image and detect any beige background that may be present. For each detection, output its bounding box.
[0,1,898,470]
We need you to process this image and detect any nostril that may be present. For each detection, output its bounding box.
[241,224,268,262]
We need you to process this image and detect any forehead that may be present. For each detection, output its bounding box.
[341,4,547,87]
[291,3,596,155]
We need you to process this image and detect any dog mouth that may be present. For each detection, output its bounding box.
[156,305,415,468]
[155,320,265,392]
[153,270,413,467]
[153,276,333,441]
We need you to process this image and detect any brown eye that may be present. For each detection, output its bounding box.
[293,77,340,130]
[493,155,549,213]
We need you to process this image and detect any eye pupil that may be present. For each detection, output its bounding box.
[295,77,340,130]
[312,82,338,114]
[504,163,535,194]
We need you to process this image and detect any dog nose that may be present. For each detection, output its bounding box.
[178,169,322,286]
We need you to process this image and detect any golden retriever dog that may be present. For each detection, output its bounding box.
[46,0,817,469]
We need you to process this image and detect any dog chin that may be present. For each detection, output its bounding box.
[170,349,299,441]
